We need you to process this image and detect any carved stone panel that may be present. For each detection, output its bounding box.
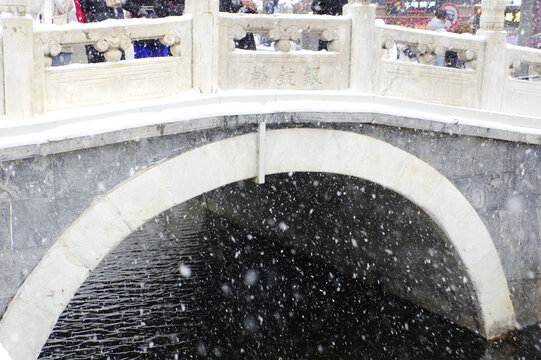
[224,53,348,90]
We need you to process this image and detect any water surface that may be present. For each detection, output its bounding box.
[40,200,541,359]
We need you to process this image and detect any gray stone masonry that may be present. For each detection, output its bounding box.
[0,112,539,334]
[0,123,253,318]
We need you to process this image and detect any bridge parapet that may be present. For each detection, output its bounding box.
[376,23,486,108]
[218,13,351,90]
[504,44,541,113]
[378,25,483,69]
[32,17,193,113]
[0,0,540,121]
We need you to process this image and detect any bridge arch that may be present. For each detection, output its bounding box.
[0,128,515,360]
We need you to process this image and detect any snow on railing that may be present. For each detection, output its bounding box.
[374,22,487,108]
[507,44,541,78]
[0,0,540,121]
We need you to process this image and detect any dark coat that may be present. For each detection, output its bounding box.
[123,0,184,18]
[78,0,124,22]
[219,0,257,50]
[311,0,348,15]
[312,0,347,50]
[219,0,243,13]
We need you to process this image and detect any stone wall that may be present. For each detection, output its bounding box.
[0,123,253,317]
[345,122,541,328]
[0,111,539,334]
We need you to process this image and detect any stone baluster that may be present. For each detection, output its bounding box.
[477,0,507,111]
[185,0,219,94]
[266,26,302,52]
[93,34,132,62]
[343,0,376,93]
[160,31,183,57]
[43,40,63,67]
[458,49,477,70]
[319,28,339,51]
[1,0,33,120]
[229,25,247,50]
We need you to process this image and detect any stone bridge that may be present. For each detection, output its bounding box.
[0,0,540,359]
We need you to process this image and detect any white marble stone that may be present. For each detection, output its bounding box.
[0,244,89,360]
[0,0,538,120]
[2,16,33,121]
[158,133,258,203]
[106,167,175,231]
[56,197,132,270]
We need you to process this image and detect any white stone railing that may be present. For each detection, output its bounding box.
[503,45,541,115]
[32,17,192,113]
[375,23,487,109]
[1,0,540,122]
[378,24,484,69]
[35,17,191,63]
[218,13,351,90]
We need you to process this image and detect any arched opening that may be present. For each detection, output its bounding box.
[38,188,487,358]
[204,172,482,331]
[0,129,515,360]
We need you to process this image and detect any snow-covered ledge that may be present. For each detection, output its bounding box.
[1,91,541,163]
[0,0,539,121]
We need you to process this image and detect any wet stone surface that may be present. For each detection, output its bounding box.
[39,199,541,360]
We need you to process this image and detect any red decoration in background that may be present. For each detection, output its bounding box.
[74,0,86,23]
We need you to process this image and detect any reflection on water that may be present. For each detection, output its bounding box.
[40,200,540,360]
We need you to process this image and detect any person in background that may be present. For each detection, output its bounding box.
[265,0,278,14]
[73,0,85,22]
[265,0,301,14]
[29,0,78,66]
[311,0,348,50]
[123,0,184,58]
[261,0,278,46]
[445,22,471,68]
[311,0,346,16]
[292,0,311,13]
[426,9,447,66]
[79,0,125,63]
[219,0,258,50]
[275,0,294,13]
[397,44,418,63]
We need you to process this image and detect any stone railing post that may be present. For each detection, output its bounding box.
[477,0,507,112]
[0,20,4,119]
[185,0,219,94]
[1,0,33,120]
[343,0,376,93]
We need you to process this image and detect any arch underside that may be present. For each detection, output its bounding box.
[203,172,483,332]
[0,128,515,360]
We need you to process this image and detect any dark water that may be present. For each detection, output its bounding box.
[40,200,541,360]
